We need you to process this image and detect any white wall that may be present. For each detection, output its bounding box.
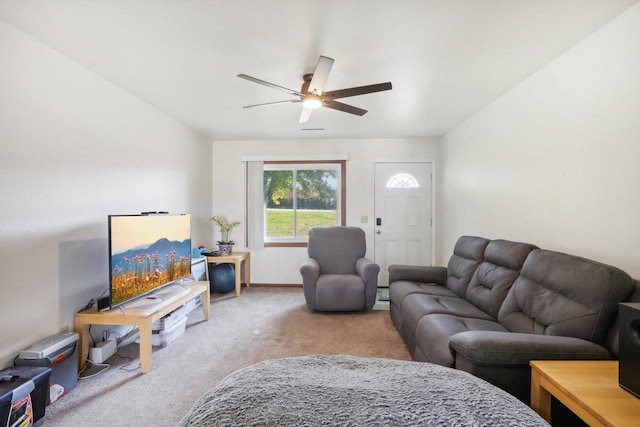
[212,138,439,284]
[0,20,213,368]
[439,4,640,277]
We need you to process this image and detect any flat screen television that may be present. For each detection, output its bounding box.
[108,213,191,309]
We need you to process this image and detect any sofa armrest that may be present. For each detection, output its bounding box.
[300,258,320,310]
[300,258,320,285]
[449,331,612,367]
[356,258,380,310]
[388,265,447,285]
[356,257,380,285]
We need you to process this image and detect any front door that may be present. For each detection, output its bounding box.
[374,162,433,286]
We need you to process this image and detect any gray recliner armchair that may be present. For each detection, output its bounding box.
[300,226,380,311]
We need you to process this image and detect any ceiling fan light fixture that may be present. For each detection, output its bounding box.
[302,94,323,110]
[238,55,392,121]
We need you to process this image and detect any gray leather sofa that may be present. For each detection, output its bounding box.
[389,235,640,402]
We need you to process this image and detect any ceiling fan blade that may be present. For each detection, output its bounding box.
[323,82,392,100]
[242,99,300,109]
[299,107,313,123]
[308,56,334,95]
[323,100,367,116]
[238,74,302,97]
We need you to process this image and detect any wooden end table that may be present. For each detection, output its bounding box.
[206,251,251,296]
[530,360,640,426]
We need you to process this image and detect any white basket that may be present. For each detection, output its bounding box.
[152,304,188,331]
[151,316,187,347]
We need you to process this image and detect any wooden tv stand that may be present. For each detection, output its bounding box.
[75,281,210,374]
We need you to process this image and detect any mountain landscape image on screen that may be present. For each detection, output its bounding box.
[111,237,191,305]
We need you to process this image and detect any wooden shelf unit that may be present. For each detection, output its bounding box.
[75,281,210,374]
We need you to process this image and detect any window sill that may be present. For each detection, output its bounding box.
[264,242,308,248]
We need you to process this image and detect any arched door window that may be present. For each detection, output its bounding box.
[386,173,420,188]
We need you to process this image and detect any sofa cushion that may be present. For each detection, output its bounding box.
[399,293,497,356]
[316,274,365,311]
[414,314,507,366]
[465,240,538,318]
[445,236,490,297]
[389,280,458,306]
[389,281,459,330]
[498,249,634,344]
[403,294,495,324]
[308,226,365,275]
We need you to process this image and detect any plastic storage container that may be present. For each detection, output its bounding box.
[15,332,79,404]
[152,316,187,347]
[0,375,33,427]
[0,386,9,427]
[152,305,188,331]
[0,366,51,427]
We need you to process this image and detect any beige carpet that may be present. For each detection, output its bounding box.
[44,287,410,426]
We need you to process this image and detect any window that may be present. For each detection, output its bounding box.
[386,173,420,188]
[263,161,345,246]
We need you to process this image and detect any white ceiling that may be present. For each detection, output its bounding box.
[1,0,637,140]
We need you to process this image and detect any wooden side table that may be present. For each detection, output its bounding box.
[530,360,640,426]
[206,251,251,296]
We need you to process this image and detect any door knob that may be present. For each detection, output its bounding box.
[376,230,381,234]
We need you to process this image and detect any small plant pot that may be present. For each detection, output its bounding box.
[217,244,233,255]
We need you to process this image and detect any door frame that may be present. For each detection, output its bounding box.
[373,160,437,271]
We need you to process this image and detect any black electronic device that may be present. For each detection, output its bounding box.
[618,302,640,398]
[97,296,110,311]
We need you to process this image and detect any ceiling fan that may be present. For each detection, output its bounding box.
[238,55,392,123]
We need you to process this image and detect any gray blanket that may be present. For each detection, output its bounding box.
[178,355,549,426]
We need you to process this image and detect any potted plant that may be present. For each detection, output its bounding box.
[210,215,241,255]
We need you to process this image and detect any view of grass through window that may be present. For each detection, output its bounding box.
[264,166,339,239]
[266,209,337,237]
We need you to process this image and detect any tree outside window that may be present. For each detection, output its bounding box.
[264,162,344,243]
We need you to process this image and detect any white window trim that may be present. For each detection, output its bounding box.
[241,154,348,162]
[245,158,346,248]
[263,163,342,244]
